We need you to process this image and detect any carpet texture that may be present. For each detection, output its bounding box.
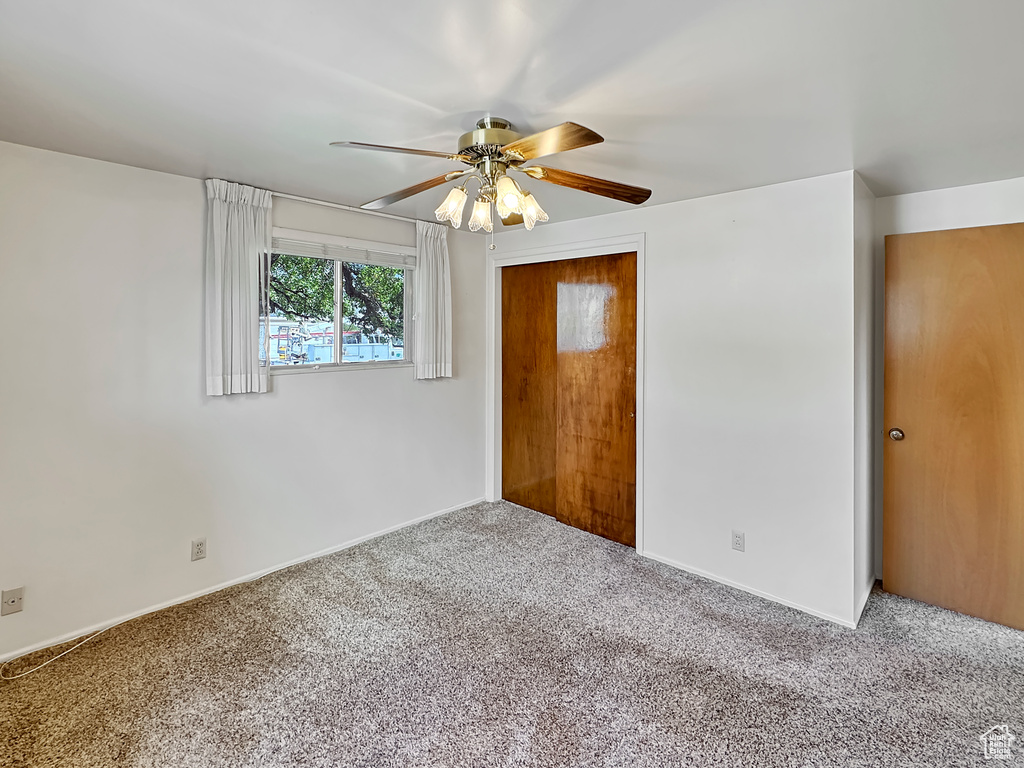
[2,501,1022,767]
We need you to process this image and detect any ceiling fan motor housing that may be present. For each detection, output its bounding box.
[458,117,522,163]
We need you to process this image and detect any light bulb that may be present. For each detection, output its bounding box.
[468,199,493,233]
[494,175,523,214]
[434,185,468,228]
[520,192,547,230]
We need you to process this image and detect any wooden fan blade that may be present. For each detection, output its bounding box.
[361,173,454,210]
[500,123,603,162]
[499,210,524,227]
[520,166,651,205]
[331,141,471,163]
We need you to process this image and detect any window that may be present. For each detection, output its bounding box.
[259,232,415,371]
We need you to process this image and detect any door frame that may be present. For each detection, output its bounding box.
[485,233,647,553]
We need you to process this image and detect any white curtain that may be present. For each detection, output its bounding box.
[413,221,453,379]
[204,179,273,395]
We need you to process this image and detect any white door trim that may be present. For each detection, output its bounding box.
[485,233,647,554]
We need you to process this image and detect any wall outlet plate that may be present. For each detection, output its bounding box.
[2,587,24,615]
[731,530,745,552]
[191,537,207,561]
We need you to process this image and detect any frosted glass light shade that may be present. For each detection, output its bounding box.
[494,175,523,214]
[527,193,548,222]
[468,199,493,233]
[495,195,514,220]
[434,185,468,228]
[520,192,548,230]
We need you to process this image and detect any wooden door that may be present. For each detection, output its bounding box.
[884,223,1024,630]
[502,252,637,546]
[501,260,559,516]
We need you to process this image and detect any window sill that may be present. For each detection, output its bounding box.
[269,360,413,376]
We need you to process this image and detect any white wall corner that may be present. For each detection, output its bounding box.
[853,576,876,628]
[853,172,877,612]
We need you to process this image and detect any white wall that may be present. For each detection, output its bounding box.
[872,175,1024,574]
[853,173,875,613]
[492,172,866,625]
[0,141,486,660]
[876,176,1024,238]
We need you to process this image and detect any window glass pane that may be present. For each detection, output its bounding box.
[341,263,405,363]
[261,253,335,366]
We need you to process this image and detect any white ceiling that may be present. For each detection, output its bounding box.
[2,0,1024,224]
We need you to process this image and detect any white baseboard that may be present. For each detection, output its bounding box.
[641,550,858,629]
[1,497,485,664]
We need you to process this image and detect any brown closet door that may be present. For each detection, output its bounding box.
[884,223,1024,630]
[501,260,559,516]
[502,252,636,547]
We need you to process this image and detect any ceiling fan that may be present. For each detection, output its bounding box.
[330,117,652,232]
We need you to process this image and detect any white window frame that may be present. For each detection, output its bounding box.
[267,227,415,375]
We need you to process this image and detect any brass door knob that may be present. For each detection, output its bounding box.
[888,428,905,441]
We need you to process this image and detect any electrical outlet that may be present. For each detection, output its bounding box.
[191,537,207,561]
[731,530,745,552]
[2,587,24,616]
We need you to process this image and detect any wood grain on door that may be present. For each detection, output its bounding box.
[884,223,1024,630]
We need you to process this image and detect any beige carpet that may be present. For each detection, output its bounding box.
[2,501,1022,767]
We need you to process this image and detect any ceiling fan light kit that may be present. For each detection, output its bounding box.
[331,116,652,232]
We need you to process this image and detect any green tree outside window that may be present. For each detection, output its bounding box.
[267,254,404,343]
